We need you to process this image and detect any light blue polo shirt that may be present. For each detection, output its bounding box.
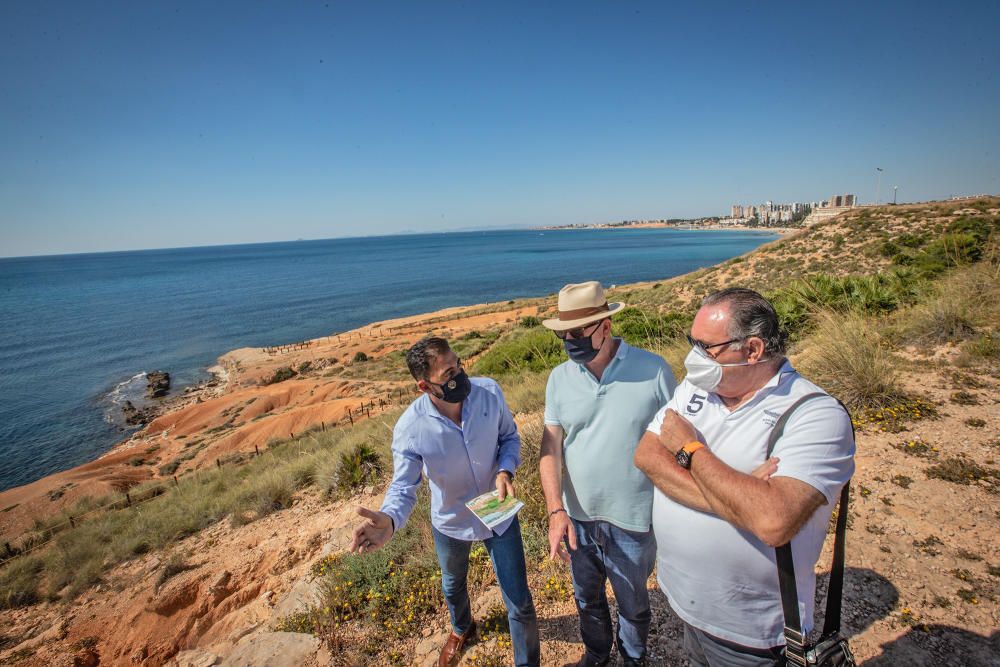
[544,339,676,531]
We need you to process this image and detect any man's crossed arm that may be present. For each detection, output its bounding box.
[634,409,825,547]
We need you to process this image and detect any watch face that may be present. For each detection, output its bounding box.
[675,449,691,469]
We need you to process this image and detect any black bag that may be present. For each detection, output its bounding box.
[767,393,857,667]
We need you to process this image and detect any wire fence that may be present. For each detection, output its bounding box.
[0,385,417,568]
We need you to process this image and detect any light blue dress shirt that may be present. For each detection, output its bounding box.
[380,377,521,541]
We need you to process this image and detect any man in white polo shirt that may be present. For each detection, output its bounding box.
[634,288,855,666]
[540,281,676,667]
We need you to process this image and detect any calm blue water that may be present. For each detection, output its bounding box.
[0,228,776,491]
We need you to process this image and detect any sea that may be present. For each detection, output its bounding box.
[0,227,777,492]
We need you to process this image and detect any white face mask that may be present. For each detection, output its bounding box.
[683,346,764,393]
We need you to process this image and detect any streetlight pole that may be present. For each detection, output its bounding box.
[875,167,883,206]
[893,186,898,205]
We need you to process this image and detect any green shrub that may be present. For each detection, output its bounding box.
[353,351,369,363]
[896,233,927,248]
[474,328,565,376]
[770,270,925,339]
[519,316,542,328]
[450,330,500,360]
[310,498,443,649]
[612,307,690,348]
[297,361,313,373]
[900,218,997,278]
[920,233,981,267]
[333,444,383,495]
[264,366,297,384]
[880,240,901,258]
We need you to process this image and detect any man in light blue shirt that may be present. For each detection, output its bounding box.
[540,281,676,667]
[351,337,539,667]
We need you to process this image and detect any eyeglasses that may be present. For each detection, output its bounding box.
[686,333,742,358]
[554,321,603,340]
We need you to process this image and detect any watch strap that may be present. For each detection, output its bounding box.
[682,441,705,455]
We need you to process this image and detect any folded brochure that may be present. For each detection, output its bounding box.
[465,489,524,530]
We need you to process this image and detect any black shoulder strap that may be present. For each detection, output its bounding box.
[767,392,854,664]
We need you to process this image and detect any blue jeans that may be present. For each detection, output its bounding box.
[568,518,656,665]
[432,517,540,667]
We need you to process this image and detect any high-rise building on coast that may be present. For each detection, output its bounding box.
[826,193,856,208]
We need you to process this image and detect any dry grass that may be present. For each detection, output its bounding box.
[894,262,1000,345]
[794,310,907,411]
[0,416,398,608]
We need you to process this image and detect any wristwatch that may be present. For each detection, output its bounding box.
[675,442,705,469]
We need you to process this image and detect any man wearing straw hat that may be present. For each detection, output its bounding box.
[540,281,676,667]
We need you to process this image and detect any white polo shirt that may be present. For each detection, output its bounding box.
[646,361,854,649]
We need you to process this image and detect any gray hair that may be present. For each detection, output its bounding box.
[702,288,788,356]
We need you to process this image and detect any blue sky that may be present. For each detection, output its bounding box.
[2,1,998,257]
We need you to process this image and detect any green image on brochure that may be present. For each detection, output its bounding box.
[465,489,524,530]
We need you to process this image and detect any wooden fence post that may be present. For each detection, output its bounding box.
[216,459,221,469]
[254,444,260,456]
[173,475,179,486]
[126,493,132,507]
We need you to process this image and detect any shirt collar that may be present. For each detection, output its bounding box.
[761,359,795,390]
[729,359,795,408]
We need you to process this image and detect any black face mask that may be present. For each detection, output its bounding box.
[564,333,602,364]
[429,369,472,403]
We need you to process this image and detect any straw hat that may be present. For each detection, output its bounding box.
[542,281,625,331]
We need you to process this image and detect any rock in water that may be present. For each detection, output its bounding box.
[122,400,148,425]
[146,371,170,398]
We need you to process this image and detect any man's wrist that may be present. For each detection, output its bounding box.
[658,432,683,455]
[548,507,567,519]
[675,442,706,470]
